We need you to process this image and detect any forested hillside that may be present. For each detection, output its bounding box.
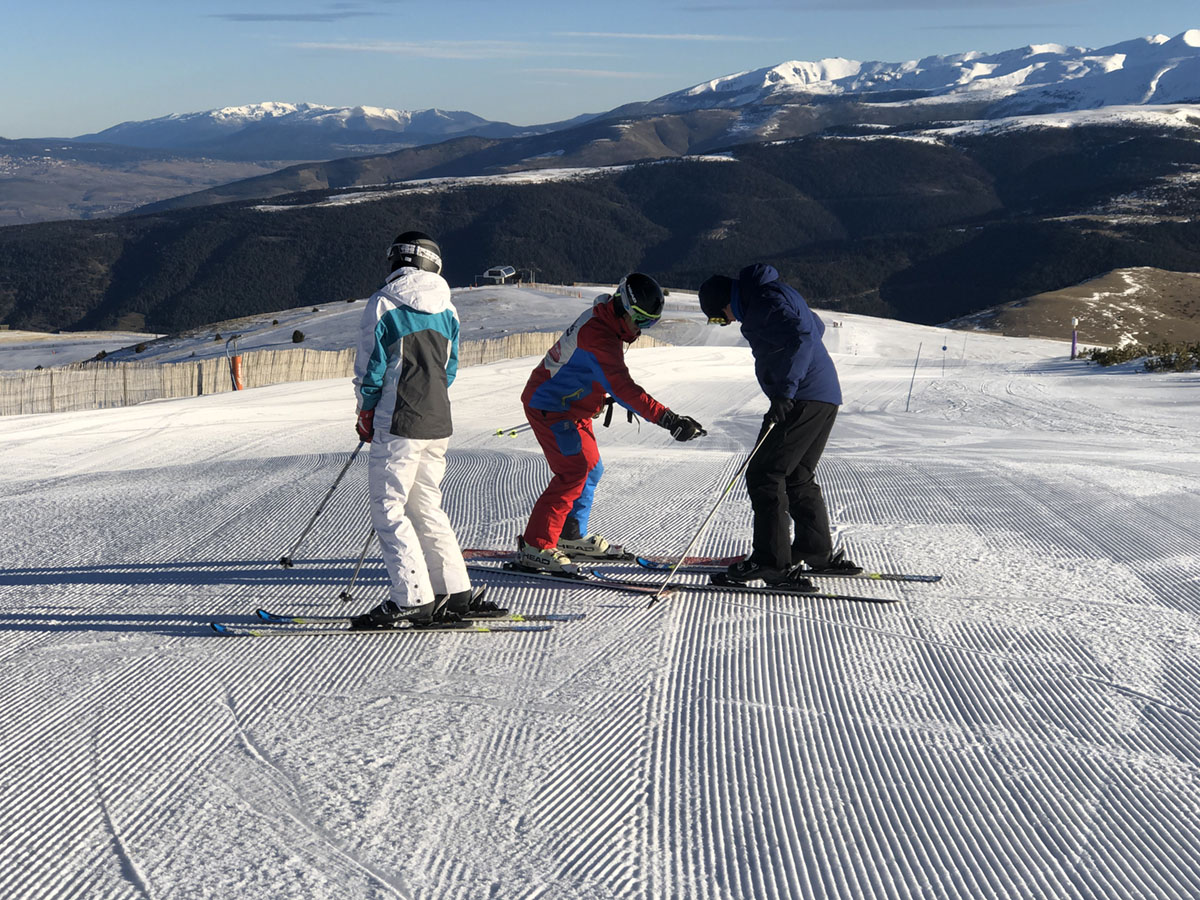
[3,125,1199,334]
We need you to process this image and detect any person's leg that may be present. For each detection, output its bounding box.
[522,413,599,550]
[405,438,471,596]
[566,423,603,537]
[785,403,839,567]
[368,433,435,607]
[743,418,796,571]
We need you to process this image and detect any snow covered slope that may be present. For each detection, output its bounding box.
[0,329,160,370]
[93,284,741,365]
[1,310,1198,898]
[657,29,1200,114]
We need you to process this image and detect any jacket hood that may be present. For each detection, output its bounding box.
[739,263,780,288]
[381,268,453,314]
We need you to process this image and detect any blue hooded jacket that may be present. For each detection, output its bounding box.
[733,264,842,405]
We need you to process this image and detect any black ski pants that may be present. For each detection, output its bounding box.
[744,400,838,571]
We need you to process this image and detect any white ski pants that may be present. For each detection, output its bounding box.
[368,433,470,607]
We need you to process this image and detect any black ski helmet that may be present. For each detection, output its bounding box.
[387,231,443,274]
[615,273,664,328]
[698,275,734,322]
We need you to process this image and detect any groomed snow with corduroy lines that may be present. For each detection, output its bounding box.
[1,288,1198,899]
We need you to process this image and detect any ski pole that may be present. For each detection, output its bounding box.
[647,423,776,607]
[495,421,532,437]
[279,441,366,567]
[339,525,377,602]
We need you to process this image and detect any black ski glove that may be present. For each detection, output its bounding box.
[765,397,793,426]
[660,410,706,442]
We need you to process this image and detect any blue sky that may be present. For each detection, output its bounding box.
[2,0,1198,138]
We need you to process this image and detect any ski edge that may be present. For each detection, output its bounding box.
[634,556,941,583]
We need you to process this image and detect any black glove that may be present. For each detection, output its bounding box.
[765,397,793,426]
[660,410,706,442]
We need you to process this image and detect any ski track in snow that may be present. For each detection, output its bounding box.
[1,334,1199,898]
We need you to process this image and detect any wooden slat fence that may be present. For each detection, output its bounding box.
[0,332,669,416]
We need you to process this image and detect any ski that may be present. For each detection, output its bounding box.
[634,555,941,583]
[463,547,635,563]
[589,569,899,604]
[211,621,550,637]
[256,607,584,625]
[466,562,676,596]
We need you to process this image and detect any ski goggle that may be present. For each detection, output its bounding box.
[707,314,732,326]
[619,285,661,327]
[386,241,442,273]
[630,303,662,327]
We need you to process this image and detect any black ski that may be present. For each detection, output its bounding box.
[256,607,584,625]
[463,547,635,563]
[634,555,941,583]
[465,562,676,596]
[211,621,550,637]
[589,569,899,604]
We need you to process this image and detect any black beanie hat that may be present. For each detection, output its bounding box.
[698,275,733,319]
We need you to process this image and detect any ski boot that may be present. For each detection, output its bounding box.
[796,549,863,576]
[443,585,508,619]
[711,557,784,587]
[516,538,579,574]
[349,596,460,630]
[557,533,623,559]
[765,566,817,593]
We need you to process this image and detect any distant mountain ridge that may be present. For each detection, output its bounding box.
[64,29,1200,162]
[648,29,1200,110]
[602,29,1200,143]
[74,102,578,161]
[5,122,1200,339]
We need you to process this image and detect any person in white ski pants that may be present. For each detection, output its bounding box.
[349,230,486,627]
[367,435,469,607]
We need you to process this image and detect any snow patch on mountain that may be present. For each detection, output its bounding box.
[660,29,1200,116]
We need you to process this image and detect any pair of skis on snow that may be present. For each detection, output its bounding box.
[461,547,937,597]
[211,550,938,637]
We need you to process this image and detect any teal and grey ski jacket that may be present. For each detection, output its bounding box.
[353,268,459,439]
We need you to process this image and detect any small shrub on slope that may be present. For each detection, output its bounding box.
[1087,342,1200,371]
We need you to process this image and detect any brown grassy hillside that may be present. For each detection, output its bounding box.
[945,267,1200,347]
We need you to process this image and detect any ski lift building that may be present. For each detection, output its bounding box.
[478,265,518,285]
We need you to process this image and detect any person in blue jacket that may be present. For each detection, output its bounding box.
[698,264,861,588]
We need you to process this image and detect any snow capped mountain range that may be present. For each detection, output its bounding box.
[75,102,512,154]
[71,29,1200,159]
[639,29,1200,115]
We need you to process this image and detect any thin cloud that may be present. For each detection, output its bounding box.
[211,12,373,22]
[522,68,664,80]
[922,23,1077,30]
[293,40,624,60]
[292,40,533,59]
[680,0,1065,8]
[554,31,760,42]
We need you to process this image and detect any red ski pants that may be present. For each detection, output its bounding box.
[522,409,603,550]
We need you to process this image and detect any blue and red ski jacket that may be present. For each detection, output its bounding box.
[522,296,669,424]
